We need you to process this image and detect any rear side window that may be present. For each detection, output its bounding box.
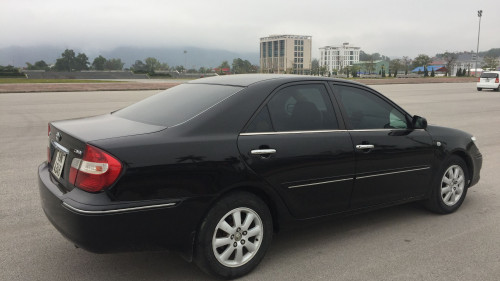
[247,84,339,132]
[481,72,499,78]
[114,84,242,127]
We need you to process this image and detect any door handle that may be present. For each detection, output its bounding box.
[251,149,277,155]
[356,144,374,150]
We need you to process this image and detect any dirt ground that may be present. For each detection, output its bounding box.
[0,77,477,93]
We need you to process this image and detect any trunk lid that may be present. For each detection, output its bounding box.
[47,114,165,192]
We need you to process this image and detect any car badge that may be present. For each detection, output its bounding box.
[56,132,62,142]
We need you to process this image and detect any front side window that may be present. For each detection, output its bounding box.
[332,85,408,129]
[258,84,338,132]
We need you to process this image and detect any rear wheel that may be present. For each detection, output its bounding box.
[425,155,469,214]
[495,86,500,92]
[194,192,273,279]
[477,88,482,91]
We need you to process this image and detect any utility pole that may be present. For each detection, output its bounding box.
[475,10,482,77]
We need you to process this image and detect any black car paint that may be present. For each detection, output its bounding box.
[39,75,482,261]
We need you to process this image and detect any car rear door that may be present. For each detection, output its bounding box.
[238,82,355,219]
[330,83,434,209]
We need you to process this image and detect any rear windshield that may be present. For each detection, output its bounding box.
[480,72,499,78]
[113,84,242,127]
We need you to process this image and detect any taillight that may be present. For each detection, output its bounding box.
[478,77,480,82]
[496,77,499,83]
[47,124,51,163]
[69,144,122,192]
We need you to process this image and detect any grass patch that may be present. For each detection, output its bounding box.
[0,78,122,84]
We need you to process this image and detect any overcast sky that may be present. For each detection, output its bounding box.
[2,0,500,59]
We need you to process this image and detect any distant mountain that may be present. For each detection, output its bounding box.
[0,45,259,69]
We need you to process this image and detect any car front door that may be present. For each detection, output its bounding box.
[238,82,355,219]
[330,83,434,209]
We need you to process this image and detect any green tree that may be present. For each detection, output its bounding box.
[442,52,458,76]
[232,58,253,74]
[402,56,412,75]
[92,55,106,70]
[105,58,125,70]
[456,67,462,77]
[412,54,432,69]
[54,49,76,71]
[482,56,500,70]
[26,60,49,70]
[311,59,319,76]
[159,62,170,71]
[462,68,467,76]
[74,53,89,70]
[390,59,402,78]
[131,60,147,72]
[218,61,230,74]
[145,57,161,74]
[424,66,429,77]
[431,68,435,77]
[351,65,360,77]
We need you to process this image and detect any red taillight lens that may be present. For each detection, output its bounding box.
[70,144,122,192]
[478,77,480,82]
[496,77,499,83]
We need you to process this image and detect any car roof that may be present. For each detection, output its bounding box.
[188,74,361,87]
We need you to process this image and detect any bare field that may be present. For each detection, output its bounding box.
[0,76,477,93]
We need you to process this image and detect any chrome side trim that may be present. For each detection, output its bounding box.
[240,128,425,136]
[51,141,70,154]
[288,178,354,189]
[62,202,177,214]
[240,130,348,136]
[356,167,431,180]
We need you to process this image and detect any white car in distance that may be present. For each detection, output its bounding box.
[477,71,500,91]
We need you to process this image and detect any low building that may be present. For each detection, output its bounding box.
[260,34,312,74]
[411,65,447,76]
[352,60,389,75]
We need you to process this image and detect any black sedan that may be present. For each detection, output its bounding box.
[39,75,482,279]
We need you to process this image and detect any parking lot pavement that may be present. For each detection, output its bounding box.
[0,83,499,281]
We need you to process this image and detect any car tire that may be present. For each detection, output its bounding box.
[477,88,482,91]
[495,86,500,92]
[194,191,273,279]
[425,155,469,214]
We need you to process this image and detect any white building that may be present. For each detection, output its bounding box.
[319,43,360,73]
[260,35,312,74]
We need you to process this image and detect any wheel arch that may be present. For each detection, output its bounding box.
[450,150,474,187]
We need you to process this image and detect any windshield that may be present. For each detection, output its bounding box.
[113,83,242,127]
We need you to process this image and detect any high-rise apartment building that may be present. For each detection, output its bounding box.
[260,35,312,74]
[319,43,360,73]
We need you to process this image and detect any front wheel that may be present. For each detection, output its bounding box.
[425,155,469,214]
[194,192,273,279]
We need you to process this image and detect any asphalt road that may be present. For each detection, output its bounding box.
[0,83,499,280]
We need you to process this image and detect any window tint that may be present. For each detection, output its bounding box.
[333,85,408,129]
[113,84,241,127]
[245,106,273,133]
[265,84,338,131]
[480,72,499,78]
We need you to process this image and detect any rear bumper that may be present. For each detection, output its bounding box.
[477,82,499,89]
[38,162,207,260]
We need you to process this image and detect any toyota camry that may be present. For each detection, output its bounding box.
[39,74,482,279]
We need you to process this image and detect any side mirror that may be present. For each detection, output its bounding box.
[412,115,427,129]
